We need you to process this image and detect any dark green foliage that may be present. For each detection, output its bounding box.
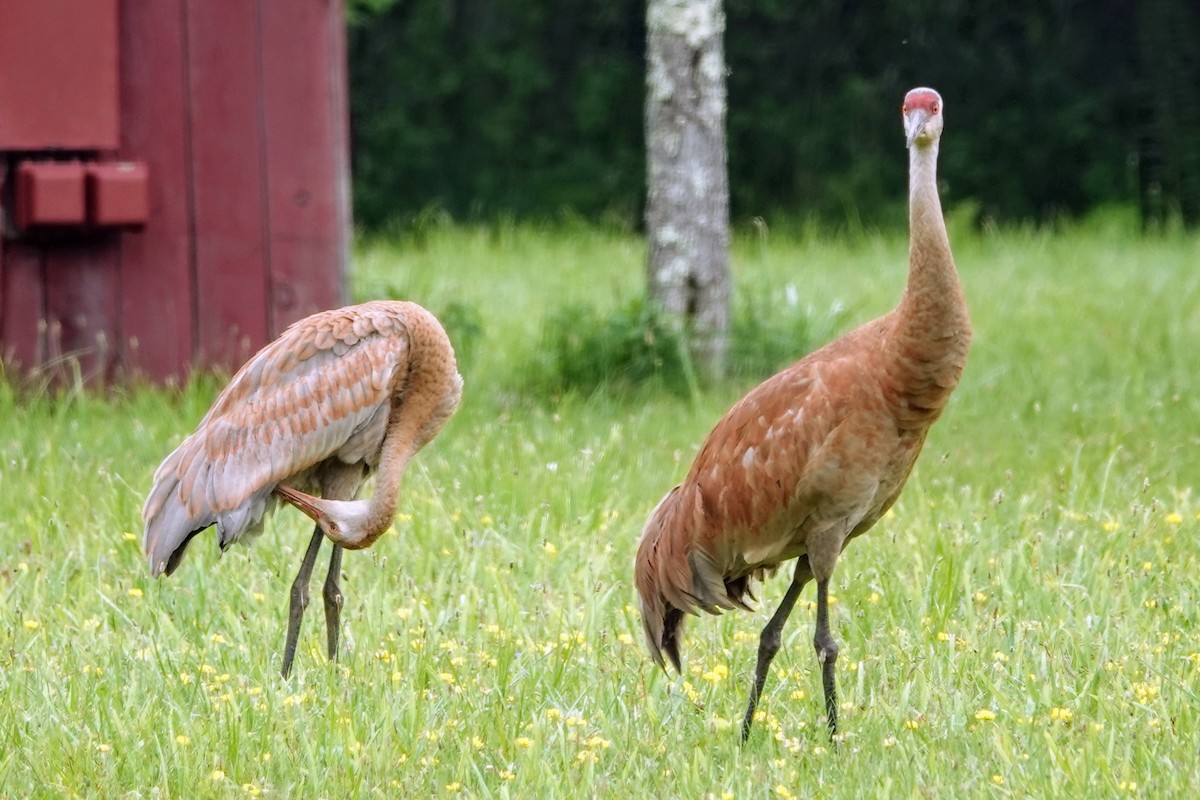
[528,296,695,396]
[1133,0,1200,226]
[348,0,645,228]
[726,284,853,380]
[525,289,849,398]
[431,301,486,373]
[348,0,1200,229]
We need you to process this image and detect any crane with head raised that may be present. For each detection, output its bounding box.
[143,300,463,678]
[635,87,970,740]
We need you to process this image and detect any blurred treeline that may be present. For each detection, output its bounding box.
[348,0,1200,230]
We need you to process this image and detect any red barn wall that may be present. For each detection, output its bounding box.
[0,0,349,383]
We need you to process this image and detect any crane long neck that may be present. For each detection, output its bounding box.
[340,320,461,550]
[359,410,418,544]
[903,140,958,311]
[886,138,971,426]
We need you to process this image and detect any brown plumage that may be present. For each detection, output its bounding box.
[143,300,462,677]
[634,88,970,740]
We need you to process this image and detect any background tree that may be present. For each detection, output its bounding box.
[644,0,730,380]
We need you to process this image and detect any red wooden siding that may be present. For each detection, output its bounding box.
[0,0,119,150]
[0,242,46,372]
[116,0,194,380]
[0,0,348,384]
[260,0,350,336]
[186,0,274,372]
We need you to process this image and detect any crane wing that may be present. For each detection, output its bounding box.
[143,302,412,575]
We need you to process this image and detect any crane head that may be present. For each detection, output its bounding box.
[903,87,943,149]
[275,484,373,548]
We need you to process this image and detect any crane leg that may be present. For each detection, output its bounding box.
[814,578,840,738]
[741,558,812,742]
[282,525,324,679]
[322,545,345,662]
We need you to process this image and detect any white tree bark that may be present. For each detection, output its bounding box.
[645,0,731,379]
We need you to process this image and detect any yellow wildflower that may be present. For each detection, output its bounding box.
[974,708,996,721]
[1131,681,1159,704]
[702,664,730,684]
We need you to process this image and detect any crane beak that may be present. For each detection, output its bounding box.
[905,109,931,149]
[275,484,324,524]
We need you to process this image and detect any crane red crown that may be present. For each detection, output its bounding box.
[903,87,942,115]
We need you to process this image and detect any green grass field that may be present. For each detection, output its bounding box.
[2,217,1199,798]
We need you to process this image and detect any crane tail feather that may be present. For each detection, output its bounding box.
[660,607,685,673]
[143,472,211,577]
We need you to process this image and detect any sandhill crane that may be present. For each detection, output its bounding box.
[635,88,970,740]
[143,300,462,678]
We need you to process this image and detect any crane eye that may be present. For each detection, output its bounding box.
[902,105,908,114]
[932,103,940,114]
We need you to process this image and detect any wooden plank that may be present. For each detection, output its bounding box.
[116,0,194,383]
[260,0,348,333]
[43,238,122,385]
[0,0,119,150]
[0,242,45,374]
[185,0,270,372]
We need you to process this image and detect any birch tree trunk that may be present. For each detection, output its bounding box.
[645,0,731,380]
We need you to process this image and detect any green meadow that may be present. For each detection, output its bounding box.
[2,217,1199,797]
